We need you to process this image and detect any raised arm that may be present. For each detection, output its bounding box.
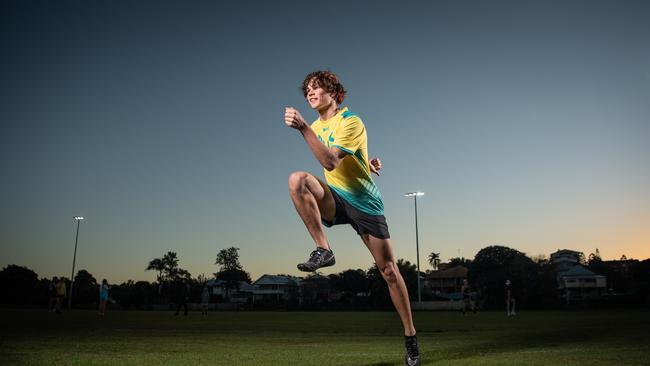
[285,107,347,171]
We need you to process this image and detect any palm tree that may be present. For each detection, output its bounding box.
[162,251,179,276]
[146,258,165,282]
[428,252,440,271]
[146,251,182,282]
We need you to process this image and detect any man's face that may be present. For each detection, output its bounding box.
[306,79,335,110]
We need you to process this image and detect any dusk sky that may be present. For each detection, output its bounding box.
[2,0,649,283]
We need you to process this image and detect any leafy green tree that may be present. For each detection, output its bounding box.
[536,257,562,308]
[215,247,251,298]
[470,245,540,309]
[587,248,609,280]
[216,247,243,271]
[146,251,191,302]
[162,252,187,279]
[0,265,39,305]
[330,269,370,305]
[111,280,159,310]
[146,258,165,282]
[146,251,190,282]
[73,269,98,305]
[448,257,472,267]
[588,249,602,264]
[531,254,548,266]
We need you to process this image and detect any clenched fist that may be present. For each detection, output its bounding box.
[284,107,308,131]
[370,157,382,176]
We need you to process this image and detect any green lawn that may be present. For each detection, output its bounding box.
[1,309,649,365]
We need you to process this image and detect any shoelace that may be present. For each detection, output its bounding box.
[308,249,324,264]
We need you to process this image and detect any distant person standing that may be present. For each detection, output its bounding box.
[461,279,476,315]
[201,286,210,315]
[48,277,59,312]
[98,279,111,316]
[175,279,190,316]
[505,279,516,316]
[55,278,67,314]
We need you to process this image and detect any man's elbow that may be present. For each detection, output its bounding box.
[323,157,340,171]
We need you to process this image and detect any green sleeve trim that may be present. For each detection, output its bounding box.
[332,145,354,155]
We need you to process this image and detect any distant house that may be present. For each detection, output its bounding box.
[550,249,608,305]
[232,282,256,302]
[426,265,468,296]
[252,275,299,303]
[205,279,226,297]
[205,279,255,303]
[550,249,583,273]
[557,265,606,304]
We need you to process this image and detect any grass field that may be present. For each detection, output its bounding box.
[1,309,649,366]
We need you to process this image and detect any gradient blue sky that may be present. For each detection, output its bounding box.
[2,0,649,283]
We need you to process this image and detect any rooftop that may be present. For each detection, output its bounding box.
[427,265,468,279]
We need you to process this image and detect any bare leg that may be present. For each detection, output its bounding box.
[362,234,416,336]
[288,172,336,249]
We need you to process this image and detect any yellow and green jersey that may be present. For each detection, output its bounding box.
[310,107,384,216]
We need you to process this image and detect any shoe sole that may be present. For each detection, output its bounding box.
[297,256,336,272]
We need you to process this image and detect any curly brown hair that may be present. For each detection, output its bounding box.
[301,70,346,105]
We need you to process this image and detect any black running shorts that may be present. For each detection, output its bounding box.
[322,187,390,239]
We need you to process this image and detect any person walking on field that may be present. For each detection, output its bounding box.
[55,278,66,314]
[461,279,476,315]
[98,279,110,316]
[48,277,58,312]
[201,286,210,315]
[175,278,190,316]
[506,279,516,316]
[284,70,420,366]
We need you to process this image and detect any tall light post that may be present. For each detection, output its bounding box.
[68,216,84,309]
[404,192,424,303]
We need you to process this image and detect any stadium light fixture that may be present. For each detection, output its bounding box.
[68,216,84,309]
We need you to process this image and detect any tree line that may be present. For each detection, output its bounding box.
[1,245,648,309]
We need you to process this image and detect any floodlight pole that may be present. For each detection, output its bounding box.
[68,216,84,309]
[405,192,424,303]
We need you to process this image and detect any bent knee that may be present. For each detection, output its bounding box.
[288,171,310,193]
[381,263,399,284]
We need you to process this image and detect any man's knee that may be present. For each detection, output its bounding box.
[381,262,399,285]
[288,171,309,194]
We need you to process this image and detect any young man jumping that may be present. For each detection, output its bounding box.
[284,70,420,366]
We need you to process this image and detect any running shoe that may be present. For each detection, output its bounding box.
[297,247,335,272]
[405,335,420,366]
